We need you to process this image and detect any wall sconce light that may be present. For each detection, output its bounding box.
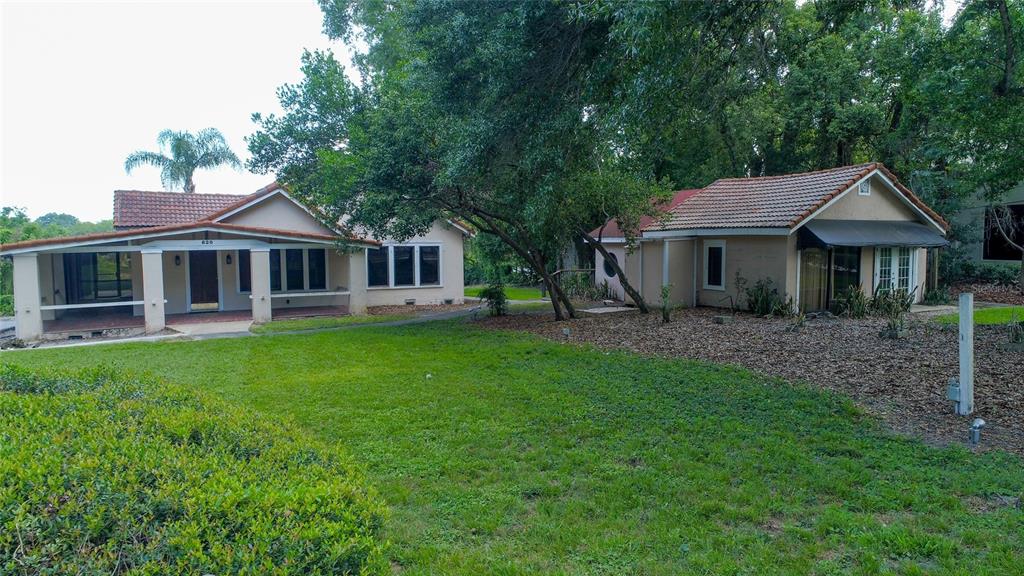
[174,255,181,266]
[226,253,233,265]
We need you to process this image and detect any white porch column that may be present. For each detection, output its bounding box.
[348,248,367,315]
[12,253,43,341]
[141,249,165,333]
[250,248,272,323]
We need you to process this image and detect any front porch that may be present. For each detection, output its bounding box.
[6,225,372,341]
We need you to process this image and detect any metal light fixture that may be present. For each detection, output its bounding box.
[226,254,233,265]
[174,255,181,266]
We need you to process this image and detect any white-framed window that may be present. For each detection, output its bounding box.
[236,248,329,293]
[367,244,443,289]
[858,180,871,196]
[703,240,726,291]
[874,246,917,294]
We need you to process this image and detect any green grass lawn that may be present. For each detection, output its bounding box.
[935,305,1024,326]
[5,323,1023,574]
[250,313,413,334]
[465,284,544,300]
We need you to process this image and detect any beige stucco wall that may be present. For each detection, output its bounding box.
[162,251,189,315]
[695,236,789,308]
[221,193,336,236]
[640,241,663,305]
[622,245,642,305]
[816,174,918,222]
[367,221,466,306]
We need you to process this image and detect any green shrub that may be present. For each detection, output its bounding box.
[872,287,915,338]
[1009,311,1024,344]
[479,281,508,316]
[922,285,953,306]
[948,260,1021,286]
[832,285,870,318]
[557,271,611,301]
[743,278,791,317]
[660,284,672,323]
[0,364,387,575]
[0,293,11,316]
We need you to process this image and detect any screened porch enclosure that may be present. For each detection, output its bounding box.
[797,247,863,312]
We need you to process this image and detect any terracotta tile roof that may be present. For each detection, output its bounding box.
[590,189,702,239]
[0,221,379,254]
[201,182,283,222]
[113,190,249,228]
[647,163,948,232]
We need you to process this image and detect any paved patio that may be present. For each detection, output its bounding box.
[43,306,348,334]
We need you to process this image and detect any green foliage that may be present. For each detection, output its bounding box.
[660,284,672,323]
[0,294,11,316]
[1008,311,1024,344]
[947,259,1022,286]
[743,277,791,317]
[833,285,871,318]
[6,325,1024,574]
[557,271,611,301]
[479,281,508,317]
[0,364,386,574]
[872,287,916,338]
[922,285,954,306]
[125,128,240,193]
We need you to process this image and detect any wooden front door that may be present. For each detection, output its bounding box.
[189,251,219,311]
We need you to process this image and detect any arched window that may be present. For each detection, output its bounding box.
[602,252,618,278]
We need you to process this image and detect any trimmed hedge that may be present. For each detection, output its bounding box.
[0,365,387,575]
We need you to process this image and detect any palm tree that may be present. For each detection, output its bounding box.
[124,128,241,193]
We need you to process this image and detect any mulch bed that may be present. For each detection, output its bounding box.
[951,282,1024,306]
[477,307,1024,455]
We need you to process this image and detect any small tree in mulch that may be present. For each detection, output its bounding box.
[480,281,508,317]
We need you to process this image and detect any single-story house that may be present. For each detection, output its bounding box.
[599,163,949,312]
[1,183,470,341]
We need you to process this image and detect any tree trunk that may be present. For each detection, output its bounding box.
[185,174,196,194]
[580,231,649,313]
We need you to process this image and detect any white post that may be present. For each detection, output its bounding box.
[957,292,974,416]
[141,249,165,334]
[12,253,43,341]
[250,248,272,323]
[348,249,368,315]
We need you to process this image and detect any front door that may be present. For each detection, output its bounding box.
[189,251,219,311]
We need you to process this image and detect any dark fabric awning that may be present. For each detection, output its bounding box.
[798,220,949,250]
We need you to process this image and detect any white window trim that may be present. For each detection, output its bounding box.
[873,246,917,295]
[702,240,726,291]
[366,243,444,290]
[241,247,330,295]
[858,180,871,196]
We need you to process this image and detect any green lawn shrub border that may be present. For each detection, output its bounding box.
[0,364,387,575]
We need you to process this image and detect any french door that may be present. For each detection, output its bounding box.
[874,247,916,294]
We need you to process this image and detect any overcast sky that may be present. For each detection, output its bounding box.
[1,0,962,223]
[0,0,349,222]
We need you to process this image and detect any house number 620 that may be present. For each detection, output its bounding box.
[201,240,215,245]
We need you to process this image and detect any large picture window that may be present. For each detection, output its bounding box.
[257,248,328,293]
[308,248,326,290]
[368,247,389,287]
[285,249,304,291]
[63,252,133,303]
[419,246,440,286]
[703,240,725,290]
[270,249,282,292]
[367,245,443,288]
[394,246,415,286]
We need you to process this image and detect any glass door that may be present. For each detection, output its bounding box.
[799,248,828,312]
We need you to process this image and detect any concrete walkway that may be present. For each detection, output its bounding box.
[3,306,484,350]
